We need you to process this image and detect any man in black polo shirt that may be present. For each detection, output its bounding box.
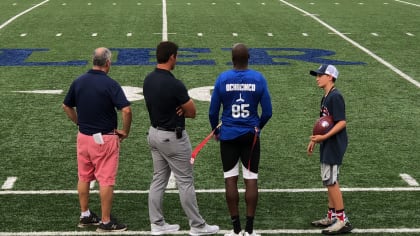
[143,41,219,236]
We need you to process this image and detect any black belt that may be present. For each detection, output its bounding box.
[152,125,183,132]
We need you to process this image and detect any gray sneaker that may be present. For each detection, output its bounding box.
[321,219,353,235]
[151,223,180,235]
[189,223,219,235]
[311,216,336,227]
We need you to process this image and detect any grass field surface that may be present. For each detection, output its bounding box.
[1,0,420,235]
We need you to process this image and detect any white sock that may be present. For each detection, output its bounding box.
[81,209,91,218]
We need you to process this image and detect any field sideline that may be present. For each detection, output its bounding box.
[0,187,420,235]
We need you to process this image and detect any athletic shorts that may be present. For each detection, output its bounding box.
[320,163,340,186]
[220,132,260,179]
[77,132,120,186]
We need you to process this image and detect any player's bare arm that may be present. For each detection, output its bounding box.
[310,120,346,143]
[115,106,132,141]
[307,141,316,156]
[62,104,77,124]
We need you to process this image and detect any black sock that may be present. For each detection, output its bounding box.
[245,216,254,234]
[231,215,241,234]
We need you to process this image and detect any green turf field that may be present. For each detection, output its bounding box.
[1,0,420,235]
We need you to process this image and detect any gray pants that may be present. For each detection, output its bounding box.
[147,126,205,227]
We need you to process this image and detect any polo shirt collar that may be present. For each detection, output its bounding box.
[154,68,174,77]
[88,69,107,75]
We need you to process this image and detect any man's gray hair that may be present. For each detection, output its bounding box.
[92,47,112,66]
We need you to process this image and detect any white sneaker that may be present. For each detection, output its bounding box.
[151,223,180,235]
[189,223,219,235]
[224,230,244,236]
[244,231,261,236]
[312,216,336,227]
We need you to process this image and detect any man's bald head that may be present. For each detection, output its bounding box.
[232,43,249,69]
[92,47,112,73]
[93,47,112,67]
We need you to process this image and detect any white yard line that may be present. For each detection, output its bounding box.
[400,173,420,186]
[279,0,420,89]
[1,187,420,195]
[14,90,63,94]
[160,0,177,189]
[1,177,17,190]
[161,0,168,41]
[394,0,420,7]
[2,228,420,235]
[0,0,49,30]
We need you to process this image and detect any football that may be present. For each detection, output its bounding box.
[312,115,334,135]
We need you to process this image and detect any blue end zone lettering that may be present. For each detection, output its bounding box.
[223,48,365,65]
[175,48,215,65]
[109,48,155,65]
[109,48,215,66]
[0,49,86,66]
[0,48,365,66]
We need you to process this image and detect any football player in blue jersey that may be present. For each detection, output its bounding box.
[209,43,272,236]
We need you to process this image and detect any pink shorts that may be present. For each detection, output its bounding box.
[77,132,120,186]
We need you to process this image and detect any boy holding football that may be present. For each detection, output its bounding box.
[307,64,353,235]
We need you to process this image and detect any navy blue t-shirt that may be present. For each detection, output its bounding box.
[143,68,190,129]
[319,88,348,165]
[63,69,130,135]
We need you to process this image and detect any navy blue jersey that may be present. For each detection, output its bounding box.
[143,68,190,129]
[209,69,272,140]
[63,69,130,135]
[319,88,348,165]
